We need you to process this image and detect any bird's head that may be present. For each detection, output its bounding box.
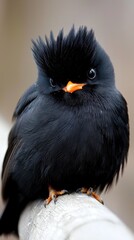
[32,26,115,103]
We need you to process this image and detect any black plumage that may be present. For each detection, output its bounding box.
[0,26,129,235]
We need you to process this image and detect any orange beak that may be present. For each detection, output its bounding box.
[63,81,86,93]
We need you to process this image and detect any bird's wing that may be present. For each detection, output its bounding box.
[1,135,22,199]
[13,83,38,119]
[1,84,38,199]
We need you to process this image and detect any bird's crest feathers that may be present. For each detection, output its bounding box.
[32,26,97,81]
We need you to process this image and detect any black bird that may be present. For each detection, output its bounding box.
[0,26,129,236]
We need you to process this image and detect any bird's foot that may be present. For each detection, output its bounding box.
[44,186,68,207]
[77,187,104,205]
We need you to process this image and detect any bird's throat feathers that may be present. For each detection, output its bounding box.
[32,26,97,82]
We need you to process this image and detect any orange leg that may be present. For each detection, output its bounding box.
[44,186,68,207]
[79,187,104,205]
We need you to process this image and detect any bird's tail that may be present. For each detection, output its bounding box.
[0,194,27,236]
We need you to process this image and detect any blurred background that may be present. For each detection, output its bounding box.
[0,0,134,239]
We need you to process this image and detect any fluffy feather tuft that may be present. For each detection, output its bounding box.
[32,26,97,81]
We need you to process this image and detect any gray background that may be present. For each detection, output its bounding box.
[0,0,134,239]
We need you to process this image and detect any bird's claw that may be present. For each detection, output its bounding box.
[44,187,68,207]
[76,188,83,193]
[53,194,57,204]
[76,187,104,205]
[87,187,93,195]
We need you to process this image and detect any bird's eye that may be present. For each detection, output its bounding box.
[50,78,56,87]
[87,69,96,80]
